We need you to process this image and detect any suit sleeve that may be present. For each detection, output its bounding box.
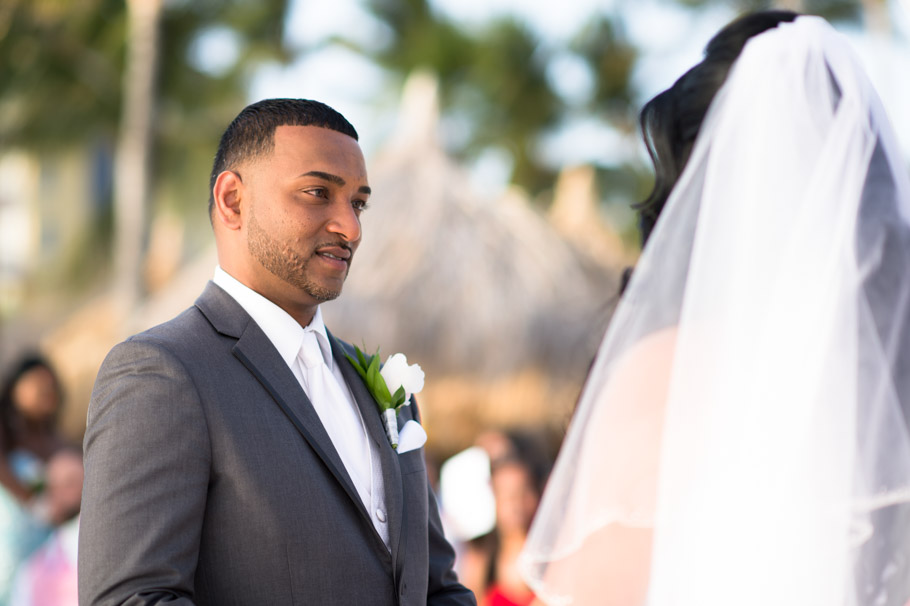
[412,399,477,606]
[425,482,477,605]
[79,338,210,606]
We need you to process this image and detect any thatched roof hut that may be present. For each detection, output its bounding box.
[323,73,622,451]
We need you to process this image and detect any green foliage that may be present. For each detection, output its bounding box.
[571,16,639,132]
[354,0,868,202]
[800,0,863,22]
[0,0,292,301]
[670,0,862,23]
[155,0,292,148]
[0,0,291,196]
[356,0,621,197]
[462,18,564,195]
[0,0,126,146]
[345,346,408,411]
[366,0,474,76]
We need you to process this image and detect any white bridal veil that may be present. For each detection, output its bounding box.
[521,16,910,606]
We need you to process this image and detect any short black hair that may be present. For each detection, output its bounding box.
[208,98,359,219]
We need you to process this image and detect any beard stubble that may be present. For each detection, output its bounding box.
[247,209,346,302]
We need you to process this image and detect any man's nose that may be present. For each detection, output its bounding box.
[327,199,362,243]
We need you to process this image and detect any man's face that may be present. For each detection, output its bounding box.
[238,125,370,309]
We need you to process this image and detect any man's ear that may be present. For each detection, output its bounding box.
[212,170,244,230]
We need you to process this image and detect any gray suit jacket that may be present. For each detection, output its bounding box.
[79,282,474,606]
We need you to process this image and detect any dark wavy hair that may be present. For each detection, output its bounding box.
[208,98,359,220]
[635,10,799,246]
[0,354,62,453]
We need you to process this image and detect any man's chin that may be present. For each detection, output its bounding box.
[311,291,341,303]
[304,283,343,303]
[288,269,347,303]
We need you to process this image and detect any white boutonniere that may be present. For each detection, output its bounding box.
[345,346,425,450]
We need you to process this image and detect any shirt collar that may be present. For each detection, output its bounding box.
[213,266,333,371]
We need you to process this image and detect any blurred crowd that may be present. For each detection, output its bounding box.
[0,354,81,606]
[0,348,556,606]
[437,429,554,606]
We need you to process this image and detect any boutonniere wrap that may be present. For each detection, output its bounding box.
[345,347,425,450]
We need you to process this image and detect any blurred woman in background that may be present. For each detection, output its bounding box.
[0,354,69,605]
[458,430,550,606]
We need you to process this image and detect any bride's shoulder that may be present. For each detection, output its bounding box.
[609,327,678,392]
[584,326,679,436]
[581,328,677,518]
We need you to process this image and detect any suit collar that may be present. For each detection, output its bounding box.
[210,269,336,371]
[211,267,308,368]
[194,281,249,338]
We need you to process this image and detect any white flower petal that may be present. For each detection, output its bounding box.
[381,353,409,394]
[403,363,425,396]
[381,353,425,402]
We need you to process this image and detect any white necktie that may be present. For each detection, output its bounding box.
[298,331,372,508]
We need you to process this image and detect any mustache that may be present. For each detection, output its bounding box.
[314,241,353,251]
[314,241,352,251]
[312,240,354,261]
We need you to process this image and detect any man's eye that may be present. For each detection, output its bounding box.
[352,199,369,211]
[304,188,328,198]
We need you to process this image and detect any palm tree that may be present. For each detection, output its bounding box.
[348,0,639,198]
[114,0,162,308]
[0,0,292,308]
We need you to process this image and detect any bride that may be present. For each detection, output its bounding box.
[521,11,910,606]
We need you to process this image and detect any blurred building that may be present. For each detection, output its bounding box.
[322,73,625,453]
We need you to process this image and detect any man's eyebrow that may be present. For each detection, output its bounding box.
[300,170,371,195]
[300,170,345,185]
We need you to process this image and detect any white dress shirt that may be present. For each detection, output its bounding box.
[213,267,389,545]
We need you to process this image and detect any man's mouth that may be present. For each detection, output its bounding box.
[315,245,352,265]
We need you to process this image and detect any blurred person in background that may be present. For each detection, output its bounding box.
[9,448,83,606]
[0,354,70,606]
[455,431,550,606]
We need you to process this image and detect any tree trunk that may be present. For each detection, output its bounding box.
[113,0,162,312]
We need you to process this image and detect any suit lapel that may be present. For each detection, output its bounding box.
[195,283,370,525]
[329,334,405,576]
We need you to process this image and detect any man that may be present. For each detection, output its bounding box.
[79,99,475,606]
